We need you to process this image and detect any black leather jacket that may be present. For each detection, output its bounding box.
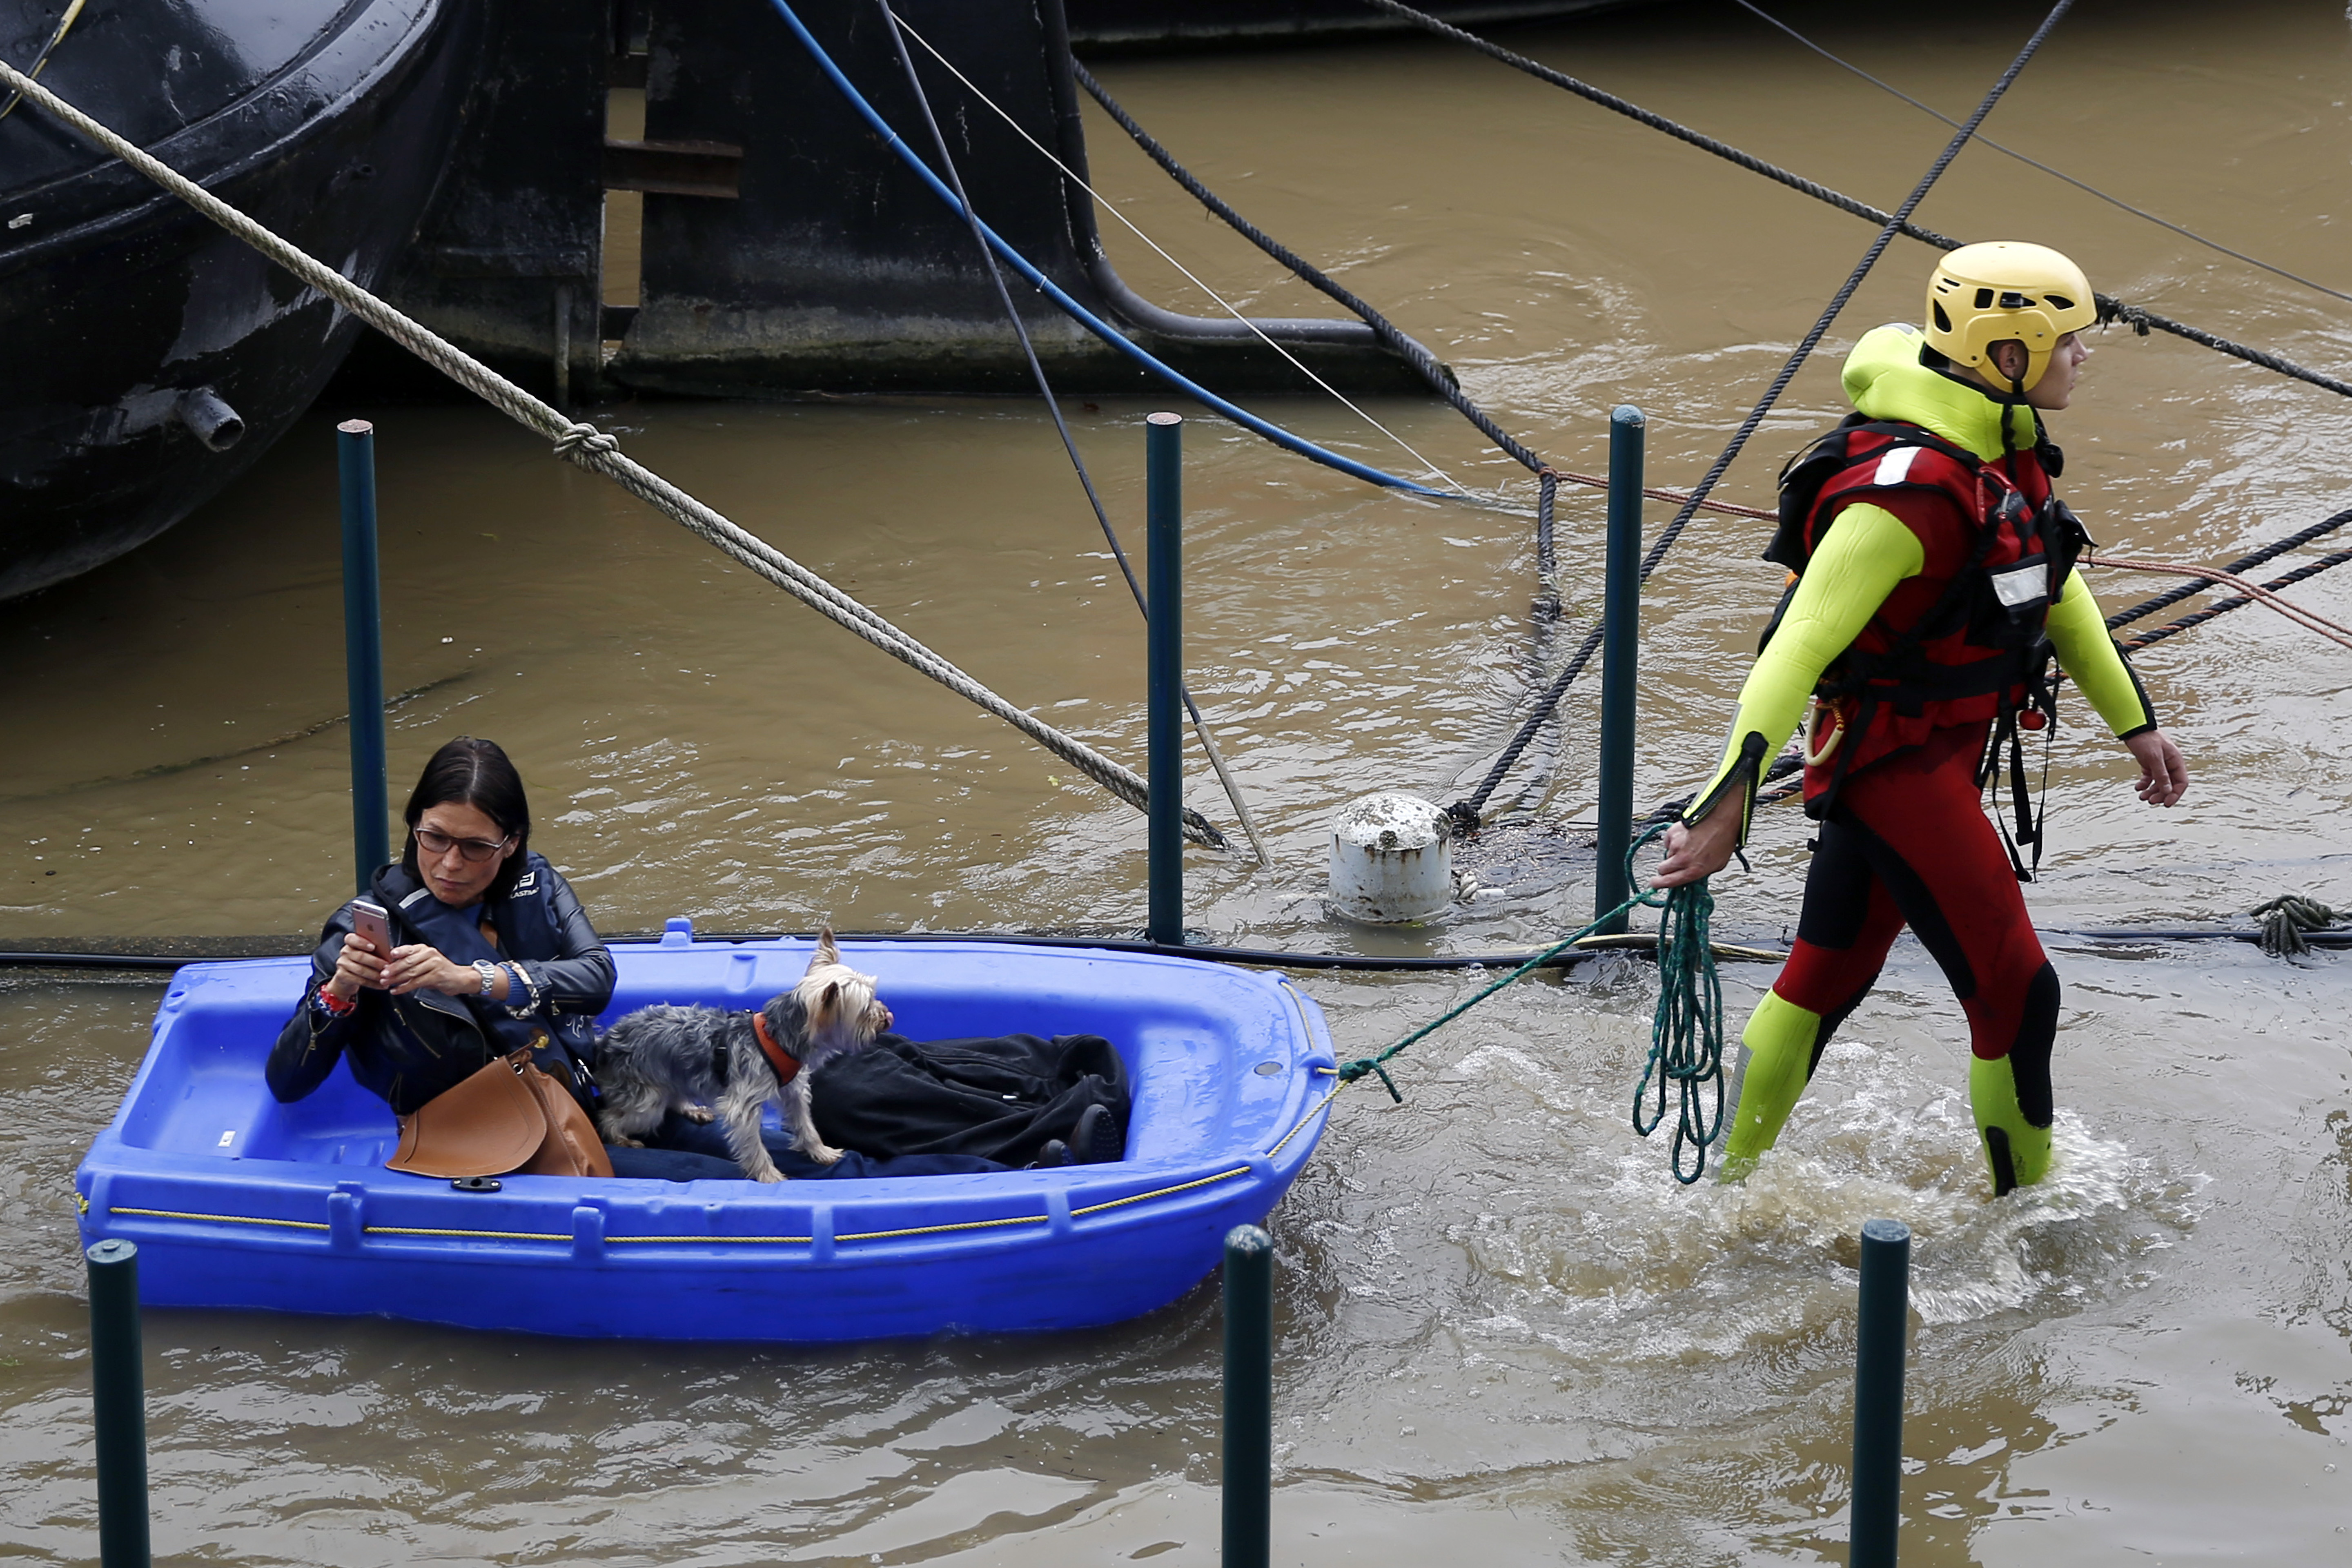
[266,853,614,1115]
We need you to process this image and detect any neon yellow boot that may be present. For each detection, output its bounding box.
[1717,991,1824,1182]
[1969,1054,2052,1196]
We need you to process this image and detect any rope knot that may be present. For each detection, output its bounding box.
[553,422,620,458]
[1334,1057,1403,1102]
[2096,295,2152,337]
[2252,893,2341,958]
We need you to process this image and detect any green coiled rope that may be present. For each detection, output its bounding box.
[1631,847,1727,1183]
[1331,822,1728,1183]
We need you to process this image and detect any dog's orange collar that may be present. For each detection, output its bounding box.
[751,1011,802,1086]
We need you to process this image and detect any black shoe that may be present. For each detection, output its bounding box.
[1025,1139,1074,1169]
[1073,1103,1123,1165]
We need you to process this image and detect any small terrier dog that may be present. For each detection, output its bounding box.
[594,928,892,1182]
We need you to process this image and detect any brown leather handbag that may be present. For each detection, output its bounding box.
[388,1049,614,1179]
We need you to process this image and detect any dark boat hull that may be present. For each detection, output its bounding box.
[1065,0,1639,50]
[0,0,480,601]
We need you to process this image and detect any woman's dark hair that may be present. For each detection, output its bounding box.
[400,737,532,899]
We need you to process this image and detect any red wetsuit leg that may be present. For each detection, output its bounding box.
[1770,815,1908,1073]
[1829,723,2059,1124]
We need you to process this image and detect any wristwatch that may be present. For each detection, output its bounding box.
[473,960,500,996]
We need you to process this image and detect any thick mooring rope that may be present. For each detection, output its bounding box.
[0,56,1227,850]
[1364,0,2352,405]
[2105,506,2352,630]
[2122,548,2352,653]
[2085,554,2352,651]
[1447,0,2078,828]
[0,0,80,121]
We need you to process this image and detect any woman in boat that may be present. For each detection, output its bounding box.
[1653,243,2190,1196]
[267,737,1102,1177]
[268,735,611,1120]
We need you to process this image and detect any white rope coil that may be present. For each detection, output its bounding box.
[0,56,1224,849]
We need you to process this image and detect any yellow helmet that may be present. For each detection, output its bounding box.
[1924,241,2097,392]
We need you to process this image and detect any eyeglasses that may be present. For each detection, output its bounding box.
[414,827,513,863]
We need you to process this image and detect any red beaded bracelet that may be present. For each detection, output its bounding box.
[315,985,356,1016]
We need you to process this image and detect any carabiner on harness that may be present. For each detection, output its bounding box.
[1801,696,1846,767]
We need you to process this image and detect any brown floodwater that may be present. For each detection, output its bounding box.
[6,1,2352,1561]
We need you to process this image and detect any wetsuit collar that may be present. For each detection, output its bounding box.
[1841,322,2040,463]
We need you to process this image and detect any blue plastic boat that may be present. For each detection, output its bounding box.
[73,930,1336,1342]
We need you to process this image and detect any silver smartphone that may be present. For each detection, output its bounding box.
[349,898,395,958]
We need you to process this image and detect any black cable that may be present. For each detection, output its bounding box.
[2124,547,2352,650]
[1726,0,2352,310]
[2095,297,2352,402]
[1363,0,2352,405]
[16,921,2341,978]
[1448,0,2080,824]
[1069,58,1548,477]
[2045,928,2351,948]
[2104,505,2352,630]
[874,0,1241,854]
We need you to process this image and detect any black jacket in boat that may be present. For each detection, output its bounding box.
[266,854,614,1116]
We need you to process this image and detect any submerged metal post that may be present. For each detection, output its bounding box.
[1595,404,1644,932]
[1222,1224,1272,1568]
[338,420,388,893]
[1850,1217,1913,1568]
[1146,412,1184,946]
[85,1240,150,1568]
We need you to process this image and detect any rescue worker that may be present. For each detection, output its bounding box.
[1653,242,2189,1196]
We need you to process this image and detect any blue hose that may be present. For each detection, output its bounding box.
[762,0,1440,497]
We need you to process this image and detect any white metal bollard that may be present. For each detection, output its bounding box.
[1327,792,1454,923]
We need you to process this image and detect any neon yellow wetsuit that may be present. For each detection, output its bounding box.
[1693,323,2157,1193]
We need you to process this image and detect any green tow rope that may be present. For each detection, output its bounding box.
[1630,846,1726,1183]
[1331,822,1729,1182]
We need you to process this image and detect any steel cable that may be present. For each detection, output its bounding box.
[1448,0,2080,825]
[880,11,1465,494]
[876,0,1268,862]
[1726,0,2352,310]
[1069,58,1545,476]
[1363,0,2352,404]
[1071,58,1788,535]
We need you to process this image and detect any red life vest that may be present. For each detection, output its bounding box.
[1765,416,2087,812]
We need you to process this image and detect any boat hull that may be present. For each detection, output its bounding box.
[0,0,479,600]
[74,936,1337,1343]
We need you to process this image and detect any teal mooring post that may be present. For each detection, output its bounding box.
[85,1239,150,1568]
[1595,404,1645,933]
[1849,1217,1913,1567]
[338,419,389,893]
[1145,412,1184,946]
[1222,1224,1273,1568]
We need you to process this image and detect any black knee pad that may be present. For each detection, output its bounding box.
[2012,962,2059,1128]
[1809,978,1880,1078]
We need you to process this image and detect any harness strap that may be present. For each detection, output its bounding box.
[1976,649,2060,882]
[751,1010,803,1087]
